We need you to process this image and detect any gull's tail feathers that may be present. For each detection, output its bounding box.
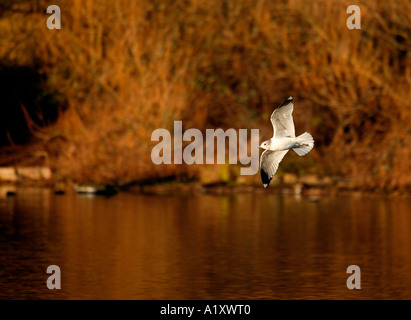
[293,132,314,156]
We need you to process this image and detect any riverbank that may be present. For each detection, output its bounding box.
[1,1,410,192]
[1,165,410,199]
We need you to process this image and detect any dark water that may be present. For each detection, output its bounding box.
[1,188,411,299]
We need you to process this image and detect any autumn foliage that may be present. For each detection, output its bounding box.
[0,0,410,190]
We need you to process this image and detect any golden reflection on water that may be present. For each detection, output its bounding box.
[1,188,411,299]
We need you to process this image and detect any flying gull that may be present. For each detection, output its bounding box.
[258,96,314,188]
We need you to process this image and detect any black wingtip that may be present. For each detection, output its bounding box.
[277,96,294,109]
[261,168,272,189]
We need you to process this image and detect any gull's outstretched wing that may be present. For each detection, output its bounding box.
[271,96,295,138]
[260,149,289,188]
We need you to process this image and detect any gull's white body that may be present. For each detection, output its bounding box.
[259,96,314,188]
[267,137,298,151]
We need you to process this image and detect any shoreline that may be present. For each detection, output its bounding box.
[1,166,410,199]
[1,177,410,200]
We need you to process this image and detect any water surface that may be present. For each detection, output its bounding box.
[1,188,411,299]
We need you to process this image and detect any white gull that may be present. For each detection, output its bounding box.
[258,96,314,188]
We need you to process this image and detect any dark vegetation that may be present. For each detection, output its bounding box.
[0,0,410,190]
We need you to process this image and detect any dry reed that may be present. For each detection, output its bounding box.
[0,0,410,189]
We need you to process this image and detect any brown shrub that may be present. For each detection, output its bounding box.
[0,0,410,189]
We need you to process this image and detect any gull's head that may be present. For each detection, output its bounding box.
[258,140,270,150]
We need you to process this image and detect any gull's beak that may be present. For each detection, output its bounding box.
[257,146,261,149]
